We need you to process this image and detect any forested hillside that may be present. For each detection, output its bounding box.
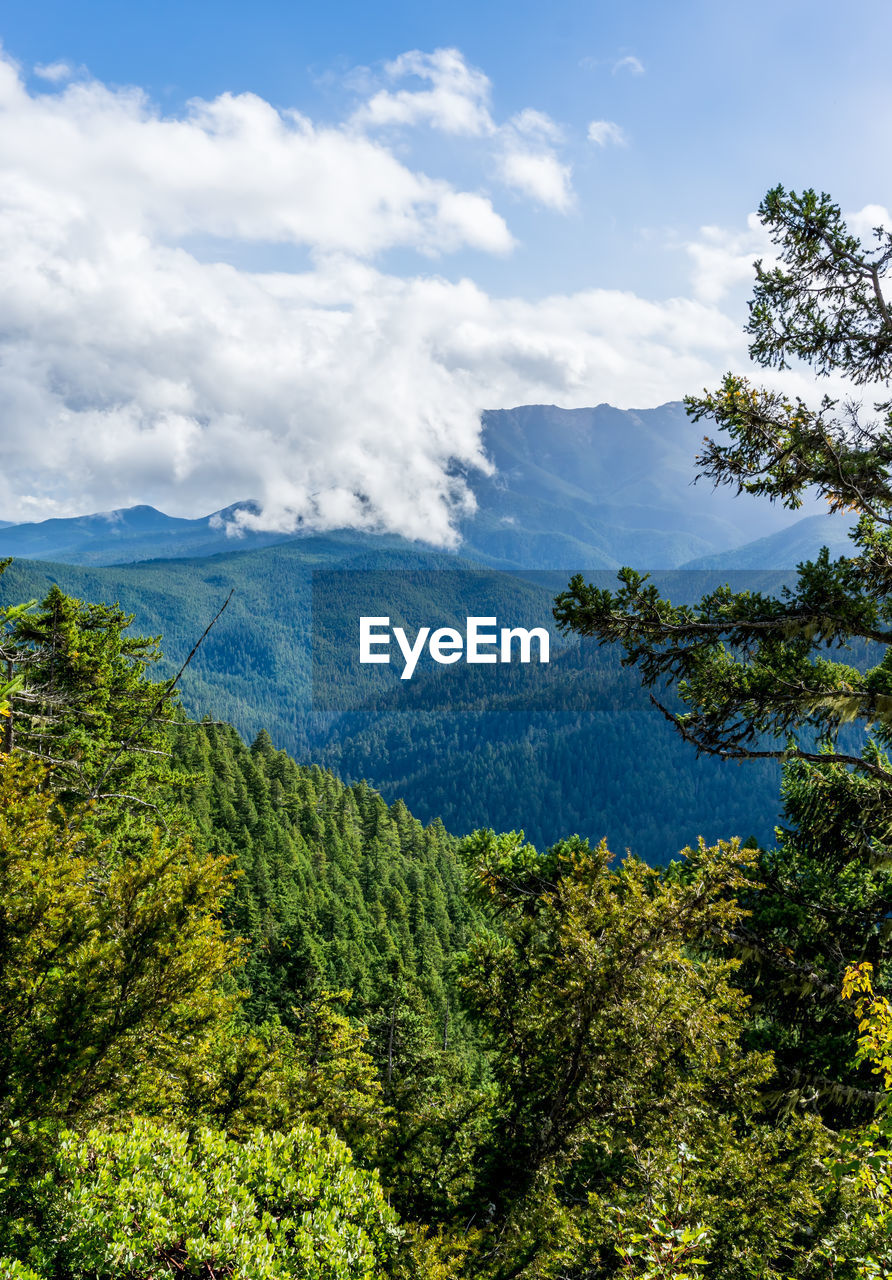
[174,721,476,1040]
[0,551,786,859]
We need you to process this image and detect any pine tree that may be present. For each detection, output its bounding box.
[554,185,892,1114]
[1,580,179,832]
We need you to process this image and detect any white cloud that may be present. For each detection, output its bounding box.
[495,108,571,210]
[353,47,494,136]
[845,202,892,242]
[685,214,775,305]
[509,108,564,143]
[687,203,892,307]
[496,148,573,211]
[0,226,753,539]
[587,119,626,147]
[353,48,574,211]
[33,60,73,83]
[0,61,514,258]
[613,55,645,75]
[0,50,832,544]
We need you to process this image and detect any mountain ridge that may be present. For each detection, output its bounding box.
[0,402,840,571]
[680,512,857,569]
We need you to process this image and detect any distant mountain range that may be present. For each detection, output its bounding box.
[0,543,790,862]
[461,402,830,568]
[0,403,853,570]
[0,500,293,566]
[681,512,856,569]
[0,401,857,859]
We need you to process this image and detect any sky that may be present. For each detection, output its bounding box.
[0,0,890,541]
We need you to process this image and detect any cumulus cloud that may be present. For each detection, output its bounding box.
[587,119,626,147]
[354,48,573,211]
[0,59,512,258]
[684,214,775,305]
[494,108,572,210]
[352,47,494,136]
[613,55,645,75]
[0,49,828,544]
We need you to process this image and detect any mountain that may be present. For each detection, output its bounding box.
[0,402,839,858]
[0,403,820,570]
[459,402,812,568]
[0,501,298,566]
[681,512,857,569]
[0,543,787,863]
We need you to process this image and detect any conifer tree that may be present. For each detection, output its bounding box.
[555,185,892,1112]
[0,578,180,834]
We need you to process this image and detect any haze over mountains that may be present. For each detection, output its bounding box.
[0,403,854,569]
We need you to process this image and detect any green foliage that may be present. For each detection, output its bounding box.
[745,185,892,386]
[825,963,892,1275]
[1,1118,401,1279]
[554,185,892,1116]
[612,1149,711,1280]
[730,749,892,1113]
[5,563,892,1277]
[0,752,237,1128]
[0,579,181,836]
[169,723,491,1214]
[173,721,475,1045]
[450,830,845,1278]
[0,583,420,1276]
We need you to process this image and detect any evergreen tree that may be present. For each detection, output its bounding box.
[0,748,236,1129]
[172,722,478,1047]
[443,827,852,1278]
[1,578,180,834]
[554,185,892,1113]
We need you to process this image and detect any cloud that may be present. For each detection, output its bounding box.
[496,149,573,211]
[684,214,775,304]
[844,202,892,242]
[0,60,513,258]
[686,203,892,307]
[508,108,564,143]
[33,60,73,83]
[0,50,831,545]
[0,200,748,539]
[353,47,494,136]
[587,119,626,147]
[613,55,645,75]
[354,49,573,211]
[495,109,572,210]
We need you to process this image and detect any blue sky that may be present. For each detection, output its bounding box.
[7,0,891,296]
[0,0,889,536]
